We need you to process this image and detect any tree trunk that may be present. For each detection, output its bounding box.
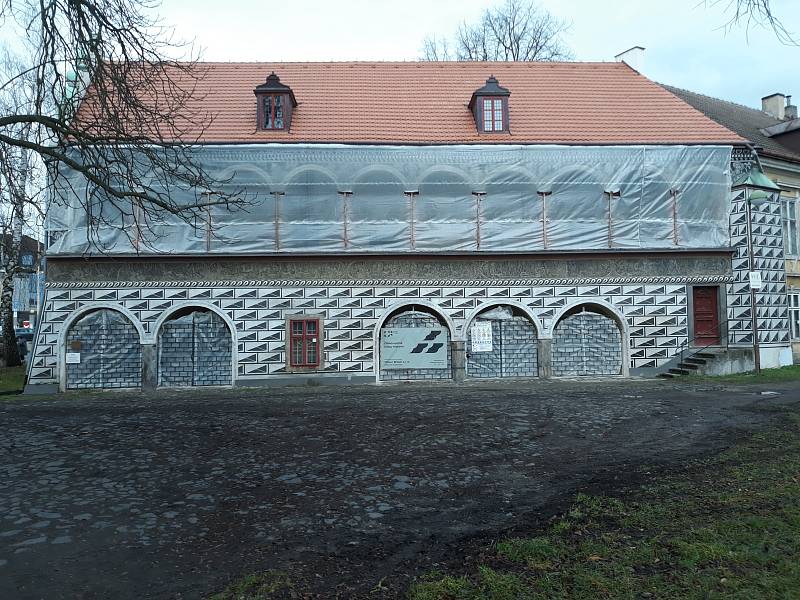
[0,274,21,367]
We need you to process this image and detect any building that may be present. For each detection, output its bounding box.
[25,61,793,392]
[663,86,800,362]
[1,234,44,328]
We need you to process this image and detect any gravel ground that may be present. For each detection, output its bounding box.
[1,377,798,599]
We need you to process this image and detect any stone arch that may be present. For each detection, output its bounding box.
[550,300,629,377]
[461,300,543,340]
[281,164,339,186]
[59,304,144,391]
[59,302,145,348]
[349,166,409,250]
[153,302,236,387]
[417,164,471,183]
[279,167,343,251]
[463,302,541,379]
[417,168,474,250]
[374,301,455,383]
[216,163,271,185]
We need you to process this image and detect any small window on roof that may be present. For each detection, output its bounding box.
[262,95,285,129]
[469,75,510,133]
[482,97,505,132]
[254,72,297,131]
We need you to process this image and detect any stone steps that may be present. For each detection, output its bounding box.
[657,347,726,379]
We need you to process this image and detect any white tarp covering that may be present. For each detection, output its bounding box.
[46,144,732,255]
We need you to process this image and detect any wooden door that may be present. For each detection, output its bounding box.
[692,286,720,346]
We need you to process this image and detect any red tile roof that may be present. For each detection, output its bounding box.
[110,61,748,145]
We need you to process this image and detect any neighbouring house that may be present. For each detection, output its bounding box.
[1,233,44,328]
[25,61,793,392]
[663,85,800,362]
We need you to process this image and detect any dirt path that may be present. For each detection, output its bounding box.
[1,378,798,599]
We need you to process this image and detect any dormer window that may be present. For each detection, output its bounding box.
[263,95,284,129]
[469,75,510,133]
[482,97,505,132]
[254,72,297,131]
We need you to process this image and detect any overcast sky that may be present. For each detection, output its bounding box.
[160,0,797,109]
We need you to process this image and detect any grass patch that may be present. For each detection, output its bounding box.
[0,366,26,395]
[208,570,293,600]
[694,364,800,384]
[409,568,531,600]
[408,406,800,599]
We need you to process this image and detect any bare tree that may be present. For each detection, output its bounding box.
[712,0,798,45]
[0,144,38,367]
[421,0,571,62]
[0,0,247,365]
[0,49,43,366]
[0,0,246,254]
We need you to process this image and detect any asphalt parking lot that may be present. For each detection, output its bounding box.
[2,378,798,599]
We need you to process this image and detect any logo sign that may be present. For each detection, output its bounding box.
[20,253,34,268]
[748,271,763,290]
[380,327,448,370]
[470,321,493,353]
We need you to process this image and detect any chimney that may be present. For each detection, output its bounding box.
[614,46,645,72]
[762,93,786,120]
[786,95,798,120]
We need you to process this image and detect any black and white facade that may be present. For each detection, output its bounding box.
[25,140,793,391]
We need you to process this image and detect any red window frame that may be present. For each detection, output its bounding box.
[288,318,321,367]
[261,94,286,130]
[481,96,506,132]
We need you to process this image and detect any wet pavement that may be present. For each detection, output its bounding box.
[1,378,798,598]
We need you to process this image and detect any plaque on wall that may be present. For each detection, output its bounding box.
[380,327,448,369]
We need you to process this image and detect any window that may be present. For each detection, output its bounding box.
[288,317,322,368]
[782,194,798,257]
[790,292,800,340]
[481,97,505,132]
[262,95,285,130]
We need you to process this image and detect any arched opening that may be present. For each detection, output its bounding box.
[378,304,452,381]
[65,308,142,389]
[282,168,342,251]
[157,307,233,387]
[466,304,539,378]
[552,303,625,376]
[417,170,473,250]
[351,168,409,250]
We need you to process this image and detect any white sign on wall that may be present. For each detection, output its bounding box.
[470,321,493,352]
[65,352,81,364]
[380,327,448,369]
[748,271,763,290]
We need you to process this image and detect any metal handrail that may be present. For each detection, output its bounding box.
[674,317,730,368]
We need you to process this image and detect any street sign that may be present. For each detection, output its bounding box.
[748,271,763,290]
[470,321,493,352]
[380,327,448,369]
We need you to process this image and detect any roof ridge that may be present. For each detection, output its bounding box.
[660,83,779,123]
[193,60,624,66]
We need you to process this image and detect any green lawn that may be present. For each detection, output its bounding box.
[0,366,26,395]
[409,409,800,600]
[694,364,800,384]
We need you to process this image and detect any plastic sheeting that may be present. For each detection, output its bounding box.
[65,309,142,389]
[158,310,232,387]
[47,144,733,255]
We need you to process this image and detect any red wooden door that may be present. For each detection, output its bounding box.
[693,286,720,346]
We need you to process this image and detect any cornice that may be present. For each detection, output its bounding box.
[46,275,735,289]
